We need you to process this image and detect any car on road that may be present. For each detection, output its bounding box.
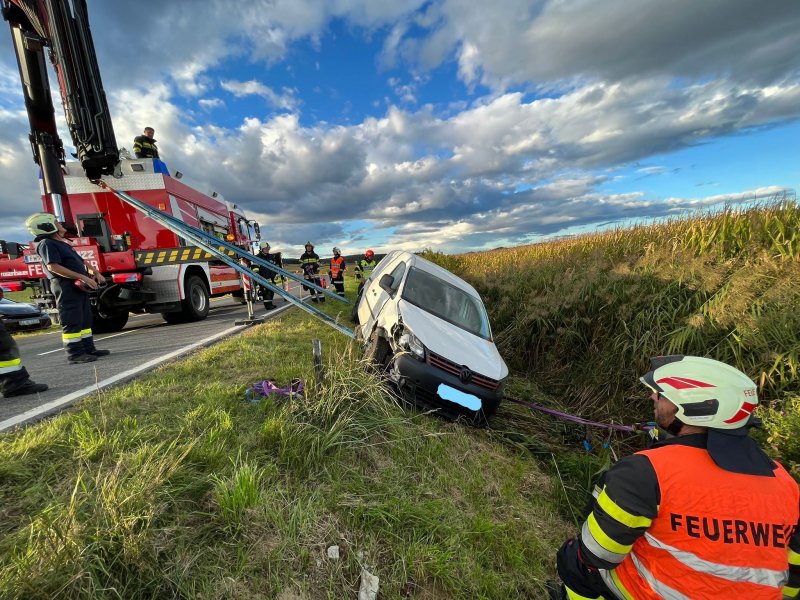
[356,250,508,423]
[0,290,52,333]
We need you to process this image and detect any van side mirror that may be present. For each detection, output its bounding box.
[379,274,394,294]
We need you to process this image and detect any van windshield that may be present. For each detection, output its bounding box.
[401,267,491,340]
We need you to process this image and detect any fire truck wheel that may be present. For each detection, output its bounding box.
[92,311,129,333]
[182,275,210,321]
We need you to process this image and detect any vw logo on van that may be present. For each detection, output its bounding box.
[459,366,473,384]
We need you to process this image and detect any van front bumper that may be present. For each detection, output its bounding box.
[393,354,504,421]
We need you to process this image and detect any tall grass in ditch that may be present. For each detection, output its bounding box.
[259,344,410,476]
[425,196,800,476]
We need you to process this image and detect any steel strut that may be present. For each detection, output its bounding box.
[99,183,355,339]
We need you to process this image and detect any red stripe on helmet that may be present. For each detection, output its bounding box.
[723,401,758,424]
[656,376,716,389]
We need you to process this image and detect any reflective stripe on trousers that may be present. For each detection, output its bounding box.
[0,358,22,374]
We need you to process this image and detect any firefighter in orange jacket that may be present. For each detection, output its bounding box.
[328,247,346,297]
[554,355,800,600]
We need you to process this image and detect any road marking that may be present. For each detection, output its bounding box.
[36,324,161,355]
[1,302,296,433]
[1,326,241,432]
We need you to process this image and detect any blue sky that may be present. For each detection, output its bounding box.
[1,0,799,256]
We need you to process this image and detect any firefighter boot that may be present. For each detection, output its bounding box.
[263,288,276,310]
[69,353,97,364]
[83,337,111,357]
[65,339,97,364]
[1,367,48,398]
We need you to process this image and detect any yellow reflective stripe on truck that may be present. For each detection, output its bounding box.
[134,246,239,266]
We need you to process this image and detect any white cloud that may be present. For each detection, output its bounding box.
[220,79,299,111]
[198,98,225,110]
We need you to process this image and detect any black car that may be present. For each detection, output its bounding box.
[0,298,52,332]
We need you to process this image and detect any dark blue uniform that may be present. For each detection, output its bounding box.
[299,251,324,302]
[36,237,102,362]
[253,250,283,309]
[0,315,47,397]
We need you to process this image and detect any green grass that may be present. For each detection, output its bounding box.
[0,282,570,599]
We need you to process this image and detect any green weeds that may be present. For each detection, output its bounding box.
[0,285,569,598]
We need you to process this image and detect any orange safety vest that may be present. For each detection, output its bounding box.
[605,444,799,599]
[330,256,345,278]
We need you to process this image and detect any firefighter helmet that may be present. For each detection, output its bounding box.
[259,241,271,251]
[365,249,374,259]
[305,241,314,249]
[333,247,341,255]
[25,212,59,236]
[640,356,758,430]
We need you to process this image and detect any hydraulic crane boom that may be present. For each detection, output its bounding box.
[2,0,118,225]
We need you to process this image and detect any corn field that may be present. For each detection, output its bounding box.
[423,196,800,472]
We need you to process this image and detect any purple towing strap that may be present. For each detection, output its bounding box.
[506,397,652,433]
[246,379,304,403]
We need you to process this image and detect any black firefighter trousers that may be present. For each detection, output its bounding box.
[0,320,29,395]
[51,278,98,360]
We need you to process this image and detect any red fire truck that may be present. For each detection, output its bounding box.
[0,0,259,332]
[1,158,260,332]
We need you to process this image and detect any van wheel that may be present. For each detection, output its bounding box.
[182,275,210,321]
[364,331,390,369]
[351,288,363,324]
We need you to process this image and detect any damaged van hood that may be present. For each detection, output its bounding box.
[398,300,508,381]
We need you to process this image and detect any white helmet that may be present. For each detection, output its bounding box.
[640,355,758,430]
[25,212,59,236]
[259,241,271,251]
[333,247,341,255]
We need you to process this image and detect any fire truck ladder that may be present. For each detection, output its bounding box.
[100,183,355,339]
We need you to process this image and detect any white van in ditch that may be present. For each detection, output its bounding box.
[356,250,508,422]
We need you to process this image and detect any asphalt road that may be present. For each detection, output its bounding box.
[0,294,295,431]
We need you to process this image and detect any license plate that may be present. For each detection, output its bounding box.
[437,383,482,411]
[19,318,40,326]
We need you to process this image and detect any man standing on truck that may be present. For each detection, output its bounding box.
[133,126,159,159]
[328,247,346,297]
[553,355,800,600]
[252,241,283,310]
[354,249,377,294]
[299,241,323,303]
[25,213,111,364]
[0,302,48,397]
